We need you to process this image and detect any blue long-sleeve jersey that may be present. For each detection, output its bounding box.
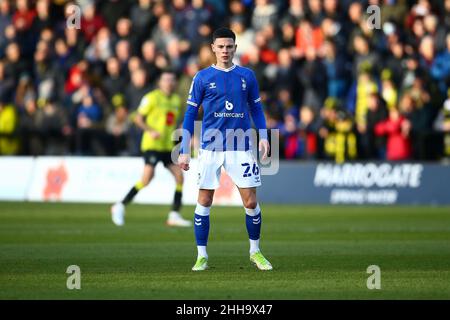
[181,64,267,153]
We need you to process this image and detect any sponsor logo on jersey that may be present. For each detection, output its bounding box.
[214,112,244,118]
[214,100,243,118]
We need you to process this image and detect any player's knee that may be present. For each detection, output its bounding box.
[198,195,213,207]
[198,199,213,207]
[244,199,258,210]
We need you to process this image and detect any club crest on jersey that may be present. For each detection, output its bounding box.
[208,82,216,89]
[241,78,246,91]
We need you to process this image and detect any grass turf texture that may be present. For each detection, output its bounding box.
[0,202,449,299]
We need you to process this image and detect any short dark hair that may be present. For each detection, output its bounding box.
[160,68,176,76]
[212,27,236,43]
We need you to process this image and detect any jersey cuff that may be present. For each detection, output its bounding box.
[187,101,198,107]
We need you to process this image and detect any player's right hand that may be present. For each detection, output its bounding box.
[149,130,161,139]
[178,154,190,171]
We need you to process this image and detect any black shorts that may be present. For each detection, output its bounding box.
[143,151,173,167]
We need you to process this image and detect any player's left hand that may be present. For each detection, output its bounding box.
[178,153,190,171]
[259,139,270,161]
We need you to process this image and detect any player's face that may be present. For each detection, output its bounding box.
[211,38,236,67]
[159,72,176,94]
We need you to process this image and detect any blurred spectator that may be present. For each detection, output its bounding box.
[433,90,450,159]
[176,57,199,116]
[280,109,299,159]
[231,16,254,62]
[197,42,215,69]
[166,38,184,74]
[18,92,42,155]
[130,0,155,46]
[74,87,103,155]
[400,82,435,160]
[430,33,450,96]
[375,107,412,161]
[282,0,306,26]
[298,105,320,159]
[125,68,151,112]
[307,0,325,27]
[344,1,363,39]
[380,0,408,26]
[40,100,70,155]
[84,26,113,64]
[253,29,277,65]
[54,37,77,75]
[318,98,357,163]
[105,93,130,156]
[295,19,323,58]
[33,0,54,35]
[323,0,340,21]
[0,93,19,155]
[322,39,348,100]
[364,92,389,159]
[297,47,327,111]
[64,26,87,60]
[418,35,435,69]
[12,0,36,33]
[33,40,58,104]
[80,1,106,44]
[0,0,12,58]
[4,42,28,84]
[333,109,357,163]
[351,34,381,79]
[251,0,278,32]
[274,48,298,95]
[125,67,152,155]
[384,41,407,87]
[320,17,346,53]
[227,0,250,27]
[115,39,132,75]
[64,60,88,97]
[445,0,450,30]
[347,63,380,129]
[99,0,131,32]
[141,40,161,85]
[152,14,183,53]
[127,56,143,78]
[113,17,139,56]
[102,56,126,101]
[0,60,14,102]
[181,0,212,53]
[380,69,398,111]
[423,14,447,53]
[279,19,296,49]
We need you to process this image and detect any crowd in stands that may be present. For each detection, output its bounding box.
[0,0,449,163]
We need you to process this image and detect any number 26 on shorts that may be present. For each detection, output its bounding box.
[241,162,259,178]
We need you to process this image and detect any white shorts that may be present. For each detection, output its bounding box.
[197,149,262,189]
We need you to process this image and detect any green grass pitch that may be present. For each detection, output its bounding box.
[0,201,449,299]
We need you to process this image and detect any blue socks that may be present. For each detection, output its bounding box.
[194,202,262,257]
[245,204,261,241]
[194,203,210,247]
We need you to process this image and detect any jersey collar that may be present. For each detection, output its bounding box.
[211,64,236,72]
